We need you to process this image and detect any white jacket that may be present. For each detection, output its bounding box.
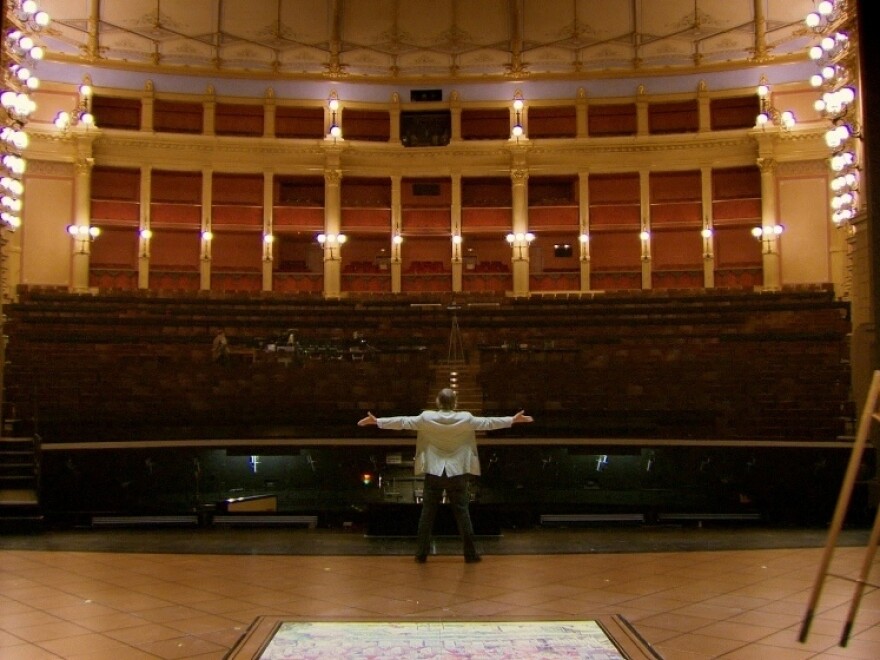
[377,410,514,476]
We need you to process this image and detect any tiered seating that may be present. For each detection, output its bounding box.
[477,287,850,440]
[4,285,850,443]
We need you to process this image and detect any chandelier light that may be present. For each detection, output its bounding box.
[54,83,96,131]
[803,0,861,226]
[327,94,341,139]
[1,0,50,232]
[755,79,795,130]
[511,92,525,140]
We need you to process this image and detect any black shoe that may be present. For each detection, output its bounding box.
[415,555,427,563]
[464,555,482,563]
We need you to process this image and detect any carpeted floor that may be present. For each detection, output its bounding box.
[227,616,661,659]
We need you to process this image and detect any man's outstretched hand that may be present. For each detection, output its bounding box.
[512,410,534,424]
[357,412,378,426]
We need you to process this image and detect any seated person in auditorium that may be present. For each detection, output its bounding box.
[358,389,533,563]
[212,328,230,365]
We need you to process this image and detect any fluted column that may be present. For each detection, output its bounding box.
[70,150,94,292]
[578,172,590,291]
[323,167,343,298]
[576,88,588,139]
[701,166,715,288]
[264,89,276,138]
[389,92,401,144]
[138,167,151,289]
[697,80,711,133]
[450,91,462,142]
[451,173,463,292]
[200,170,212,291]
[636,85,649,136]
[203,86,215,136]
[640,170,651,289]
[391,175,402,293]
[262,171,274,291]
[510,156,530,297]
[141,81,154,132]
[758,157,782,290]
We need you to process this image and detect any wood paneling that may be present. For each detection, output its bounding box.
[153,99,203,134]
[528,106,577,138]
[461,108,509,140]
[648,100,699,134]
[91,96,141,130]
[343,109,390,142]
[588,103,637,136]
[215,103,264,136]
[710,96,760,131]
[462,177,511,207]
[276,106,324,139]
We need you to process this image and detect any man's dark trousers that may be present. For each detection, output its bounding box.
[416,472,478,560]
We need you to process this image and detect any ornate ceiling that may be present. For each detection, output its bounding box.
[38,0,815,82]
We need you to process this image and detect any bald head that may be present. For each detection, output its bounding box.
[436,388,457,411]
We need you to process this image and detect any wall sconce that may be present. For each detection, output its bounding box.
[755,79,795,130]
[54,83,95,131]
[511,92,525,140]
[317,232,346,259]
[263,233,274,260]
[327,95,342,139]
[701,227,714,258]
[392,234,403,246]
[751,224,783,253]
[578,233,589,260]
[138,228,152,257]
[200,229,213,259]
[506,231,534,259]
[67,223,100,253]
[639,229,651,260]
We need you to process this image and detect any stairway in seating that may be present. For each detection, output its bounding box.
[427,362,483,414]
[0,414,41,523]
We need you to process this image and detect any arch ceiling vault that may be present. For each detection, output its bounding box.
[40,0,814,82]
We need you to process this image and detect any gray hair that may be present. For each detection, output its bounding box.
[436,388,457,411]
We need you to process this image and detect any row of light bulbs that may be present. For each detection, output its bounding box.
[101,227,779,248]
[803,0,860,226]
[1,0,50,231]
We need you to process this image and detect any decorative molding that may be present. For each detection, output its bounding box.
[22,160,74,177]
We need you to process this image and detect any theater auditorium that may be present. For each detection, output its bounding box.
[1,1,878,657]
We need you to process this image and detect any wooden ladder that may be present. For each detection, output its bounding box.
[799,369,880,647]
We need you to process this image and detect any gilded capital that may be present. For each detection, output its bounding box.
[757,157,777,175]
[511,169,529,184]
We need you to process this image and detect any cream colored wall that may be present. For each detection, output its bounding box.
[777,162,832,285]
[20,162,74,287]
